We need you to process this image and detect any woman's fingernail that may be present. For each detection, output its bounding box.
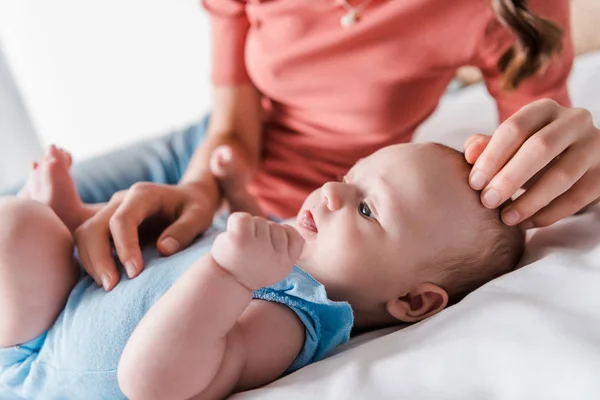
[482,188,501,208]
[161,237,180,254]
[469,170,487,190]
[101,273,111,291]
[125,260,137,278]
[502,209,521,225]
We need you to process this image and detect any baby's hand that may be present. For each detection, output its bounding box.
[211,212,304,290]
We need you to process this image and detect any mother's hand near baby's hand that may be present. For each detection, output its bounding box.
[75,182,217,291]
[464,98,600,229]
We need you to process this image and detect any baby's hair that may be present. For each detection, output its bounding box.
[429,143,526,305]
[490,0,564,91]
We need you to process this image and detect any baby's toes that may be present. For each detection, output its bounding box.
[57,147,73,167]
[42,152,70,183]
[44,145,61,164]
[46,144,62,159]
[43,145,72,169]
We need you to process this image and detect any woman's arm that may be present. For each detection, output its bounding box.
[180,83,263,196]
[181,0,263,201]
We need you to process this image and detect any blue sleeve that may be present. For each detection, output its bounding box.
[253,266,353,374]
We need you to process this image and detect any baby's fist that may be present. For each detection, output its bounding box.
[211,212,304,290]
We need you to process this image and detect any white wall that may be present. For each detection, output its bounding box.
[0,0,211,162]
[0,41,43,189]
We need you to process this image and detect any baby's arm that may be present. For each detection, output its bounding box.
[118,213,305,400]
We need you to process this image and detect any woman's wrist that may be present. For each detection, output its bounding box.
[179,174,221,215]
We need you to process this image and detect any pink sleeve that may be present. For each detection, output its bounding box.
[202,0,251,85]
[473,0,573,122]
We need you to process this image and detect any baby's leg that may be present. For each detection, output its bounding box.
[18,145,100,233]
[210,145,265,217]
[0,197,78,347]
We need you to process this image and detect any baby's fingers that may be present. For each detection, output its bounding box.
[268,222,289,254]
[283,225,304,262]
[226,212,255,239]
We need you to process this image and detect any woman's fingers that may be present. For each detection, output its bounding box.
[500,140,594,226]
[157,202,211,256]
[464,100,600,227]
[463,134,491,165]
[109,183,163,278]
[479,116,579,209]
[76,183,217,290]
[75,199,123,291]
[520,167,600,228]
[469,99,560,191]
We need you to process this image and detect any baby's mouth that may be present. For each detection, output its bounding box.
[297,209,318,235]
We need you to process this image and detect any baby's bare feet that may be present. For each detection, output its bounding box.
[210,146,264,216]
[18,145,86,232]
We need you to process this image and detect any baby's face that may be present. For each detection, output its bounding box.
[295,143,482,310]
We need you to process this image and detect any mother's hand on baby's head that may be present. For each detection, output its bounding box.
[464,99,600,230]
[75,182,217,291]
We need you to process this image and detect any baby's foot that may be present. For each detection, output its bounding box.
[18,145,86,232]
[210,145,264,217]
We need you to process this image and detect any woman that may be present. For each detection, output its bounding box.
[70,0,600,289]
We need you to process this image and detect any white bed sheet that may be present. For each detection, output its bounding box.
[234,51,600,400]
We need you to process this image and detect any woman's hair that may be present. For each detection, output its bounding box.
[491,0,564,90]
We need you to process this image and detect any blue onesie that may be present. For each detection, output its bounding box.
[0,223,353,399]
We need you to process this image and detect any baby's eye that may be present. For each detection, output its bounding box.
[358,202,374,219]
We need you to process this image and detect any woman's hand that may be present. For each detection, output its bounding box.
[464,99,600,229]
[75,182,218,291]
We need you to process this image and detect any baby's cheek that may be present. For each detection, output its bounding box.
[300,188,321,211]
[327,232,365,269]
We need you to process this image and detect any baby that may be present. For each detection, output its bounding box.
[0,142,524,399]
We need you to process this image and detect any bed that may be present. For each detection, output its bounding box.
[233,50,600,400]
[1,5,599,395]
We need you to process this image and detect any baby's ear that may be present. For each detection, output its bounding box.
[386,283,448,323]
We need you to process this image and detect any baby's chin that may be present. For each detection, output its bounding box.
[295,239,316,267]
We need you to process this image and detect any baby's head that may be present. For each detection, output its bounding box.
[295,143,525,330]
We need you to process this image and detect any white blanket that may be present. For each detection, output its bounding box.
[235,51,600,400]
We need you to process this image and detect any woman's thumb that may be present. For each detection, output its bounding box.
[157,207,211,256]
[463,134,491,165]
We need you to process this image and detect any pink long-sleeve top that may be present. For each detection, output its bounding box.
[203,0,573,218]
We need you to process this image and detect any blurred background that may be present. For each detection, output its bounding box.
[0,0,211,189]
[0,0,599,191]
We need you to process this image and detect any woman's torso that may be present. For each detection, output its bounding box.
[238,0,496,216]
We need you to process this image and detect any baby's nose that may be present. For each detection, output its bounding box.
[321,182,343,211]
